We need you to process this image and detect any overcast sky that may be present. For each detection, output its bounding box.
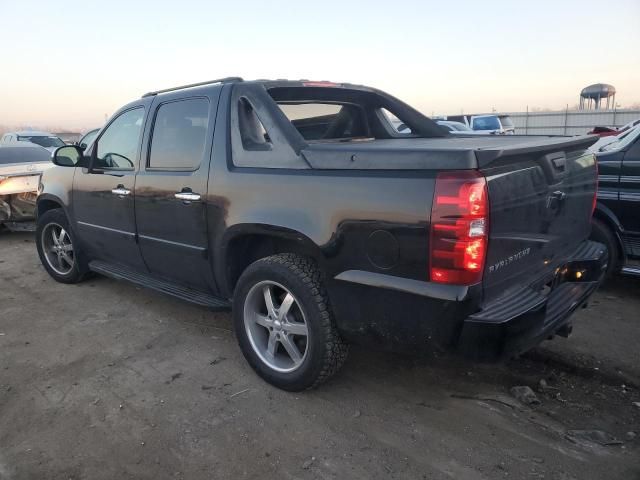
[1,0,638,130]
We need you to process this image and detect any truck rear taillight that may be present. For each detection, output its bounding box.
[430,171,489,285]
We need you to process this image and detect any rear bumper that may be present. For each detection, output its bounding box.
[457,240,607,361]
[331,240,606,358]
[0,192,38,224]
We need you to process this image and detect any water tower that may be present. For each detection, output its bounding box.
[579,83,616,110]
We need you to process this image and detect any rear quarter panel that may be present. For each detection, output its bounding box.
[208,167,435,287]
[208,85,437,294]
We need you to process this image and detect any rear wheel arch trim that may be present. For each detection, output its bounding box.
[217,224,325,296]
[594,203,623,233]
[592,205,625,261]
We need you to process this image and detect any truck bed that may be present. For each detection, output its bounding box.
[302,135,598,170]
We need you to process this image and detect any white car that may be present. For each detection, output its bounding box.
[0,143,54,227]
[0,130,67,153]
[436,120,488,134]
[443,114,516,135]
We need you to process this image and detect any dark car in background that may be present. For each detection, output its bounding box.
[588,118,640,138]
[591,126,640,277]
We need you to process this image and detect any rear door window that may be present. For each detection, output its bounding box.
[148,98,209,170]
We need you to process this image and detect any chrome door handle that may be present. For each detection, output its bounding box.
[174,192,201,202]
[111,187,131,196]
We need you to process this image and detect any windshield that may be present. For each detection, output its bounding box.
[600,126,640,152]
[18,135,65,148]
[473,116,501,131]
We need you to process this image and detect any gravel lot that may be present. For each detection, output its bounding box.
[1,231,639,479]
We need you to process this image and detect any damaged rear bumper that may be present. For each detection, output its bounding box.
[0,173,41,224]
[457,240,607,361]
[0,192,38,224]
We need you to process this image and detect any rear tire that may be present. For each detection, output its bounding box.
[233,253,348,391]
[590,218,620,278]
[36,209,88,284]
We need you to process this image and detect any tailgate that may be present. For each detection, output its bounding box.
[480,142,598,303]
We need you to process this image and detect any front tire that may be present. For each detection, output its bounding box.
[233,254,348,391]
[36,209,88,284]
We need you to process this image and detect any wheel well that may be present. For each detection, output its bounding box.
[225,233,323,295]
[37,199,63,218]
[592,211,624,261]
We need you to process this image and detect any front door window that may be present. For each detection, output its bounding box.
[95,108,144,170]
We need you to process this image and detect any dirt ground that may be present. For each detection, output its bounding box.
[1,231,639,480]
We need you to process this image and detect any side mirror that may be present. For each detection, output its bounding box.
[53,145,83,167]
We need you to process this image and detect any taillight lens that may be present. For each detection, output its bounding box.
[430,171,489,285]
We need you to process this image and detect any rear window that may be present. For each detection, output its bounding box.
[266,85,444,143]
[473,116,501,131]
[17,136,65,148]
[0,145,50,164]
[276,102,369,141]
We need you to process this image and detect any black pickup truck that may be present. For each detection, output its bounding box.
[37,77,605,390]
[590,126,640,276]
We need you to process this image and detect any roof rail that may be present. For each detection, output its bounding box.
[142,77,243,98]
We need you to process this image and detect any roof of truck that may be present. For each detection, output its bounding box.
[141,77,374,98]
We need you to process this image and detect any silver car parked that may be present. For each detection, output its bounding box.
[0,130,67,153]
